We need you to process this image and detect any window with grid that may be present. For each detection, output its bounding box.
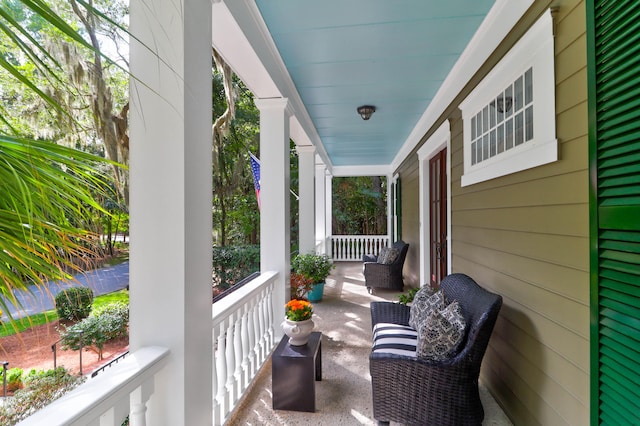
[470,67,533,166]
[460,10,556,187]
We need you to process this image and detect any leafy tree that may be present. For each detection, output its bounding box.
[0,0,129,203]
[333,176,387,235]
[59,301,129,360]
[0,0,122,316]
[211,61,260,246]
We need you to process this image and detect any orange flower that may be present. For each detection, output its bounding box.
[285,299,313,321]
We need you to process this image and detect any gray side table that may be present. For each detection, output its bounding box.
[272,331,322,412]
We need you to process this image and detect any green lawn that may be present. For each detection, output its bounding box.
[0,289,129,338]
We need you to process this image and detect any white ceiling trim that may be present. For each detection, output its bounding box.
[390,0,535,172]
[331,165,392,178]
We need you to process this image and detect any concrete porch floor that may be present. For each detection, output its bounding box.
[227,262,513,425]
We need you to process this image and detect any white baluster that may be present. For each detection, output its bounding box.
[129,380,154,426]
[333,237,338,260]
[233,311,243,400]
[225,319,235,413]
[240,306,250,390]
[267,285,275,347]
[258,296,267,362]
[350,236,355,260]
[212,326,219,423]
[253,300,262,367]
[215,323,227,417]
[248,300,257,377]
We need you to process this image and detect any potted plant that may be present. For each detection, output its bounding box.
[282,299,314,346]
[291,253,335,302]
[290,272,314,300]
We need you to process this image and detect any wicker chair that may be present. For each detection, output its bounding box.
[369,273,503,426]
[362,240,409,293]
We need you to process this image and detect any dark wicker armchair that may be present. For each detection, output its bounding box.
[369,273,503,426]
[362,240,409,293]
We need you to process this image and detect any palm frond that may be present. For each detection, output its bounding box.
[0,134,119,317]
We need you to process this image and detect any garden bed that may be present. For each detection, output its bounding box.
[0,320,129,392]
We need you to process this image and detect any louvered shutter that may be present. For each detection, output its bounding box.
[590,0,640,423]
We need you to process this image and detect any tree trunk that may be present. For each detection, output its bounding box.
[372,176,386,234]
[70,0,129,206]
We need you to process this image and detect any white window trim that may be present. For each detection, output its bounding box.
[460,9,557,187]
[417,120,451,287]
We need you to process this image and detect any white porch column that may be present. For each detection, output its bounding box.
[325,170,333,255]
[387,173,394,244]
[255,98,291,330]
[315,158,327,254]
[129,0,212,425]
[297,146,316,254]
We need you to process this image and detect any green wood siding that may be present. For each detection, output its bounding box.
[446,2,590,424]
[588,0,640,423]
[400,160,419,287]
[398,2,590,422]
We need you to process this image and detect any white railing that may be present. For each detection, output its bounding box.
[330,235,391,261]
[212,271,277,425]
[17,272,278,426]
[18,346,170,426]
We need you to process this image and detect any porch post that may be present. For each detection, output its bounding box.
[325,170,333,256]
[255,98,291,330]
[387,173,393,245]
[297,146,316,254]
[315,159,327,254]
[129,0,212,424]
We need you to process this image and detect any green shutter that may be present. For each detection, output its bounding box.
[588,0,640,424]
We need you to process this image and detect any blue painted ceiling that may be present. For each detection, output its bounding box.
[254,0,495,167]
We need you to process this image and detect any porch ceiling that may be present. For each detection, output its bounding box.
[214,0,495,171]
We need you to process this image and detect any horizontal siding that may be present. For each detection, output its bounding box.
[453,204,587,236]
[451,1,590,425]
[455,255,590,353]
[400,160,419,287]
[397,1,589,424]
[454,228,589,301]
[485,331,589,425]
[454,171,588,209]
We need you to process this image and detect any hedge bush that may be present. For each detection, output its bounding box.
[212,245,259,289]
[59,302,129,360]
[54,287,94,321]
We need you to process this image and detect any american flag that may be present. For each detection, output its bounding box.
[249,152,261,210]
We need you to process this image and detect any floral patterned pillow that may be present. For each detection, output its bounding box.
[408,288,443,330]
[376,247,399,264]
[415,300,466,361]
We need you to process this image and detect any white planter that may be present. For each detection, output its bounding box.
[281,317,315,346]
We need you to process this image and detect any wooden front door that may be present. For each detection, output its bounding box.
[429,148,447,287]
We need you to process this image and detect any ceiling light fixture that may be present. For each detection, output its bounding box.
[495,96,513,114]
[357,105,376,120]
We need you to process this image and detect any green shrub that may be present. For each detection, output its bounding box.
[0,367,84,425]
[54,287,94,321]
[291,253,334,283]
[212,245,260,288]
[59,302,129,360]
[0,368,24,393]
[397,287,420,305]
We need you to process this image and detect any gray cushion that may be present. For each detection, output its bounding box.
[415,300,466,361]
[376,247,399,264]
[408,288,443,330]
